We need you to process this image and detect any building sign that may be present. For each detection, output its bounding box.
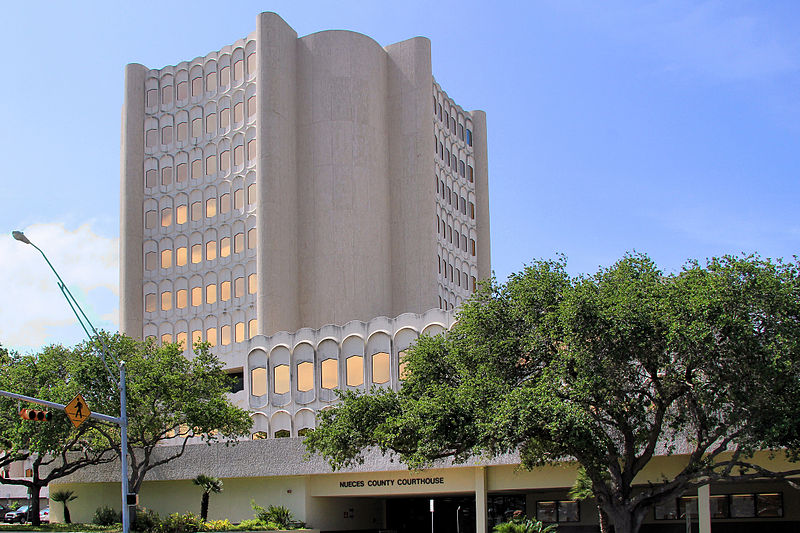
[339,476,446,489]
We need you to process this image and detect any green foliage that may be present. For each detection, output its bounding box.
[232,519,264,531]
[493,515,557,533]
[131,508,160,533]
[51,491,78,504]
[92,506,123,526]
[249,502,295,529]
[200,520,233,531]
[158,512,203,533]
[192,475,223,495]
[306,253,800,533]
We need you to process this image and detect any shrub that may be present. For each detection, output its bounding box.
[250,502,294,529]
[202,519,234,531]
[93,505,123,526]
[233,518,268,531]
[159,512,204,533]
[493,516,558,533]
[132,507,161,533]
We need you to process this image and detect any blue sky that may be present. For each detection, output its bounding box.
[1,0,798,351]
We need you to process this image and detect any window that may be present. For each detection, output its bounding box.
[191,77,202,96]
[346,355,363,387]
[252,431,268,440]
[160,249,172,269]
[220,108,230,129]
[274,365,290,394]
[221,280,231,301]
[161,166,172,186]
[234,102,243,122]
[247,228,257,249]
[451,117,456,133]
[191,118,202,138]
[191,286,202,306]
[469,201,475,219]
[176,289,187,309]
[398,350,409,380]
[247,139,257,161]
[234,145,244,166]
[145,292,156,312]
[176,204,187,225]
[233,60,243,81]
[274,429,290,438]
[145,129,157,147]
[372,352,390,384]
[146,169,157,188]
[191,159,202,179]
[757,493,783,517]
[176,331,187,348]
[234,276,245,298]
[161,207,172,227]
[192,329,202,343]
[206,113,216,133]
[458,123,464,140]
[251,368,266,396]
[234,232,244,253]
[458,160,465,177]
[471,239,476,256]
[471,276,477,293]
[248,319,257,338]
[297,362,313,392]
[220,193,231,213]
[177,81,188,100]
[205,240,216,261]
[248,273,257,294]
[297,427,312,437]
[220,66,230,86]
[536,501,579,523]
[206,72,217,92]
[145,252,157,271]
[247,95,256,117]
[466,129,473,146]
[730,494,755,518]
[220,325,230,346]
[176,163,187,182]
[234,322,245,343]
[146,89,158,107]
[234,189,244,210]
[321,359,338,389]
[191,244,202,264]
[177,122,187,142]
[227,370,244,393]
[220,150,230,171]
[191,201,202,221]
[220,237,231,257]
[247,53,256,75]
[248,183,256,204]
[206,283,217,304]
[206,154,216,175]
[162,126,172,145]
[468,165,474,182]
[160,290,172,311]
[176,246,187,266]
[145,210,157,229]
[206,327,217,346]
[206,197,217,218]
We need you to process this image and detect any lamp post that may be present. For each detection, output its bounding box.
[12,230,131,533]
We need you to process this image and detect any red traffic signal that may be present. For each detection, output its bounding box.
[20,409,52,421]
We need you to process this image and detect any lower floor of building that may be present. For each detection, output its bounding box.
[49,444,800,533]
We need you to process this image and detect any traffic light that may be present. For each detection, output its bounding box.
[20,409,52,421]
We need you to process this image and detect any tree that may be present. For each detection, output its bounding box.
[0,345,116,526]
[305,254,800,533]
[51,490,78,524]
[192,474,223,521]
[68,333,252,519]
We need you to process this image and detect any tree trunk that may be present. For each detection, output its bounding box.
[597,504,610,533]
[64,504,72,524]
[606,507,646,533]
[201,492,209,521]
[28,485,41,527]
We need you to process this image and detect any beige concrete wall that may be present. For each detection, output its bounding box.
[120,63,147,337]
[256,12,300,336]
[471,110,491,281]
[386,37,440,318]
[296,30,393,330]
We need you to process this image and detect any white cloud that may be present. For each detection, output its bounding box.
[0,222,119,352]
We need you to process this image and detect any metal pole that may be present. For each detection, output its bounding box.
[120,362,129,533]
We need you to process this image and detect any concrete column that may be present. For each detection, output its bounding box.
[470,110,491,281]
[698,484,711,533]
[119,63,148,338]
[255,12,300,335]
[475,466,487,533]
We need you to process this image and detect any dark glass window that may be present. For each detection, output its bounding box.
[226,370,244,393]
[756,494,782,518]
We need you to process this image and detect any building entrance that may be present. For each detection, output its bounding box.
[385,495,476,533]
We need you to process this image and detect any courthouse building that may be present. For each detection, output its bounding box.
[52,12,799,533]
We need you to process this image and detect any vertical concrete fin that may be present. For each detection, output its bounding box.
[385,36,438,317]
[471,110,491,281]
[120,63,148,338]
[256,12,300,335]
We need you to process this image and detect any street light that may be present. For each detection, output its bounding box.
[12,230,131,533]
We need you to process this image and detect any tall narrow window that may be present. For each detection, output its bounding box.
[146,169,157,188]
[247,228,257,249]
[146,89,158,107]
[205,155,216,176]
[191,159,202,179]
[248,273,257,294]
[234,322,245,343]
[191,77,203,96]
[234,277,245,298]
[220,281,231,301]
[297,362,313,392]
[234,145,244,166]
[206,283,217,304]
[372,352,390,384]
[160,291,172,311]
[274,365,290,395]
[205,327,217,347]
[191,118,202,138]
[346,356,364,387]
[145,210,157,229]
[248,319,257,339]
[191,286,202,306]
[206,72,217,92]
[233,60,243,81]
[205,240,216,261]
[160,249,172,269]
[145,129,157,147]
[234,102,243,122]
[247,96,257,117]
[161,166,172,186]
[206,113,217,133]
[177,81,188,100]
[219,66,230,86]
[234,189,244,210]
[248,139,257,161]
[176,289,187,309]
[248,183,256,204]
[145,252,157,271]
[206,198,217,218]
[399,350,409,380]
[176,204,187,225]
[234,233,244,253]
[220,325,230,346]
[250,368,266,396]
[191,244,202,264]
[246,53,256,75]
[145,293,156,312]
[220,237,231,257]
[162,126,173,145]
[177,331,187,348]
[191,201,202,221]
[220,150,230,172]
[220,193,231,213]
[220,108,230,129]
[176,163,187,182]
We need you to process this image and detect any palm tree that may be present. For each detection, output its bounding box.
[568,468,609,533]
[51,490,78,524]
[192,474,223,521]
